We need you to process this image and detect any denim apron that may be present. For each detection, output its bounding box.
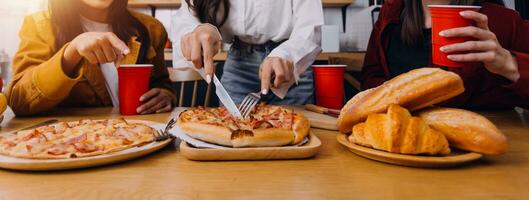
[221,38,314,105]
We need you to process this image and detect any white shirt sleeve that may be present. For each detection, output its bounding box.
[267,0,324,98]
[169,0,201,69]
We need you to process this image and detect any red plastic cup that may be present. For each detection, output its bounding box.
[430,5,481,67]
[312,65,346,110]
[118,64,153,115]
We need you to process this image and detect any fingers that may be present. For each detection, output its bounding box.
[142,99,166,114]
[104,32,130,55]
[136,89,172,114]
[201,38,216,83]
[259,60,273,95]
[93,46,107,64]
[137,96,163,114]
[447,51,496,63]
[272,59,285,88]
[273,59,295,88]
[98,37,117,63]
[460,11,489,30]
[139,88,161,102]
[260,58,295,93]
[181,34,191,60]
[441,40,497,53]
[190,35,203,69]
[156,104,172,114]
[79,50,98,65]
[439,26,495,40]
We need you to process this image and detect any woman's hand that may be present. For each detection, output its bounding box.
[259,57,294,95]
[181,24,221,83]
[63,32,129,77]
[439,11,520,82]
[136,88,173,114]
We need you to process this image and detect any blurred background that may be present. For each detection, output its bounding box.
[0,0,524,106]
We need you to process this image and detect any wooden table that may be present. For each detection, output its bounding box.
[0,107,528,199]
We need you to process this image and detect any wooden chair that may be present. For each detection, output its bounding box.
[167,67,213,107]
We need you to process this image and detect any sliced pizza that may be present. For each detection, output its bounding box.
[178,104,310,147]
[0,119,156,159]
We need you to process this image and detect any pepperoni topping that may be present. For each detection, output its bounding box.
[73,143,98,153]
[3,141,16,147]
[47,144,68,155]
[21,130,39,141]
[64,133,87,145]
[122,138,133,145]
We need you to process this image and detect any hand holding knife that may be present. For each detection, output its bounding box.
[195,68,242,118]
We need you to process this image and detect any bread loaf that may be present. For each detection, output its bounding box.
[349,105,451,155]
[418,108,508,155]
[338,68,464,133]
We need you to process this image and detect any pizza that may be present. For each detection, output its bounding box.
[177,104,310,147]
[0,119,156,159]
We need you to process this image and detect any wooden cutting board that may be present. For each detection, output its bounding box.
[294,108,338,131]
[180,133,322,161]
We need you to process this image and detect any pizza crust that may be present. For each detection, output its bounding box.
[177,106,311,148]
[178,121,233,146]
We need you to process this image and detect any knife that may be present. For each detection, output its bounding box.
[305,104,341,118]
[195,68,242,118]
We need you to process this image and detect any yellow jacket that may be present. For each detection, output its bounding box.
[6,11,175,116]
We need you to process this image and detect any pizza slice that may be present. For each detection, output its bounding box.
[178,104,310,147]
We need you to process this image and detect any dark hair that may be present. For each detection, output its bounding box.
[184,0,230,27]
[49,0,150,54]
[401,0,504,47]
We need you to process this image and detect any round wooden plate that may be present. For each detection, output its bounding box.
[0,120,173,171]
[336,134,483,168]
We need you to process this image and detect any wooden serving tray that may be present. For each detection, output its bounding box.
[294,107,338,131]
[337,133,483,168]
[180,133,321,161]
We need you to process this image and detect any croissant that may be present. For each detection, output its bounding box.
[349,105,451,155]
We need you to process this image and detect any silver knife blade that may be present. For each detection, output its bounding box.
[195,68,242,118]
[213,75,242,118]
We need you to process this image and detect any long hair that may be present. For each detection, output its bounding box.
[401,0,505,47]
[184,0,230,28]
[49,0,150,55]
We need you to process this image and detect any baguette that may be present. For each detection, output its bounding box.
[418,108,508,155]
[338,68,464,133]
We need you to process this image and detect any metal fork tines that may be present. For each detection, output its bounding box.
[154,118,176,141]
[239,92,261,119]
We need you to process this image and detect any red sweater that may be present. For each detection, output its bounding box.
[362,0,529,109]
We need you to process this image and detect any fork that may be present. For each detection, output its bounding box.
[154,118,176,141]
[239,91,261,119]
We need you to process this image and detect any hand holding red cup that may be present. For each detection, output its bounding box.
[438,10,520,82]
[118,64,173,115]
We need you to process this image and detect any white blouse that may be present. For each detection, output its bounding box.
[170,0,324,98]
